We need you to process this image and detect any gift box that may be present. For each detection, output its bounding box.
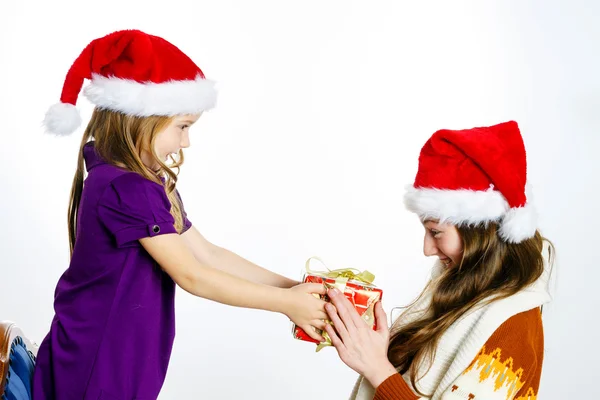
[292,257,383,351]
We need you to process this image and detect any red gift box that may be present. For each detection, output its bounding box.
[292,258,383,351]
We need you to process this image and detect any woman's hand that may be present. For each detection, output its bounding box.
[283,283,328,341]
[324,288,398,388]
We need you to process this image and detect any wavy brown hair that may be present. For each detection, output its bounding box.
[387,223,553,396]
[67,108,186,254]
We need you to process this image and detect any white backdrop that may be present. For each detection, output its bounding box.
[1,0,598,398]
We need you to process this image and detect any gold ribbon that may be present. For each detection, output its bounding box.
[303,257,377,352]
[304,257,375,286]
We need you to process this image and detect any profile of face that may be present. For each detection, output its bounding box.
[422,220,463,267]
[141,113,202,169]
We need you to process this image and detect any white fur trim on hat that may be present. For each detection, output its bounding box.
[498,202,537,243]
[43,102,83,136]
[404,185,537,243]
[404,185,509,224]
[83,73,217,116]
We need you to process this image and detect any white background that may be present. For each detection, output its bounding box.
[1,0,598,398]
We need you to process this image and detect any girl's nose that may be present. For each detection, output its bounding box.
[423,233,438,257]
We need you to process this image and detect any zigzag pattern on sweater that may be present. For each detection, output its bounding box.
[452,345,538,400]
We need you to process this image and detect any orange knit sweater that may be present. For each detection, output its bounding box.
[374,308,544,400]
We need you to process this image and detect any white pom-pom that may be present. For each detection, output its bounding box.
[43,102,82,136]
[499,202,537,243]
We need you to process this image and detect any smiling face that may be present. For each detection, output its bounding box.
[140,113,201,170]
[422,220,464,267]
[155,113,201,160]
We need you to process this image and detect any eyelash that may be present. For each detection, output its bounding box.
[430,229,441,237]
[180,125,189,130]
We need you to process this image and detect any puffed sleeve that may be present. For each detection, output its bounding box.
[97,173,178,248]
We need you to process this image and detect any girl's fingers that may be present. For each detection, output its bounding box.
[374,301,389,336]
[303,283,327,295]
[328,289,359,332]
[324,323,346,350]
[302,324,325,342]
[315,310,329,320]
[312,319,328,331]
[325,302,351,343]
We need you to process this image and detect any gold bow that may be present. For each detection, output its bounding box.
[304,257,375,286]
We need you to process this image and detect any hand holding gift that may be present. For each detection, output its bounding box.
[292,257,383,351]
[282,283,329,342]
[324,288,397,388]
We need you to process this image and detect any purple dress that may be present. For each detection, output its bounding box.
[33,142,192,400]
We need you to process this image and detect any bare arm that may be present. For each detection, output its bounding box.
[180,226,299,288]
[139,233,327,340]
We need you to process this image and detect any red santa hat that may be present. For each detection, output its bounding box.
[404,121,537,243]
[43,29,217,136]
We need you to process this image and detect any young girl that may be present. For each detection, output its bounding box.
[33,29,328,400]
[323,121,553,399]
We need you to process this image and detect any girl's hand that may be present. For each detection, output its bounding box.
[283,283,328,341]
[324,288,397,388]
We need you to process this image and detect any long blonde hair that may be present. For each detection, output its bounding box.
[68,108,185,254]
[387,224,553,397]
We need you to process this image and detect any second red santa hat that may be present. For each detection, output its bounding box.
[404,121,537,243]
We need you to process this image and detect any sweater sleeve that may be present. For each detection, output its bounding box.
[374,374,419,400]
[374,308,544,400]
